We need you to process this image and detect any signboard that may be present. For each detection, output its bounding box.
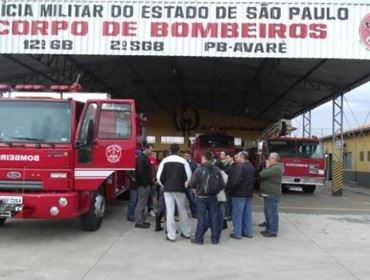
[1,0,370,59]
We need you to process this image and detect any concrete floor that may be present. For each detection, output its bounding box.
[1,185,370,280]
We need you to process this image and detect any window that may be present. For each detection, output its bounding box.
[234,138,242,146]
[343,152,352,170]
[360,151,365,161]
[161,136,184,144]
[98,103,131,139]
[0,101,72,144]
[146,136,156,144]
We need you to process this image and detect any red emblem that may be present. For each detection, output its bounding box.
[359,14,370,50]
[106,144,122,163]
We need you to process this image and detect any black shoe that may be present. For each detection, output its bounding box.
[262,232,277,238]
[222,220,228,230]
[166,236,176,242]
[181,233,191,239]
[127,217,135,222]
[259,222,267,227]
[242,234,253,238]
[143,222,151,227]
[190,238,203,245]
[260,230,269,235]
[212,241,220,245]
[229,233,242,240]
[155,225,164,232]
[135,223,150,228]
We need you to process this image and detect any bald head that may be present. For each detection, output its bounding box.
[269,152,280,166]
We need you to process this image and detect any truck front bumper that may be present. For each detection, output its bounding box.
[282,176,325,186]
[0,191,91,219]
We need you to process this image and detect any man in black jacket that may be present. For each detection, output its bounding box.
[227,151,255,239]
[189,150,225,245]
[134,143,154,228]
[157,144,192,242]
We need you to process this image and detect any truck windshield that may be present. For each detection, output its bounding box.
[0,101,72,144]
[268,140,324,159]
[199,135,234,148]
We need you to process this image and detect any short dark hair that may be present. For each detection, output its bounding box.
[184,150,193,157]
[143,143,154,150]
[169,143,180,154]
[203,150,213,161]
[214,160,225,170]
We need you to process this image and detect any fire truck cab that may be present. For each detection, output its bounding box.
[191,132,236,163]
[254,119,325,193]
[0,84,141,231]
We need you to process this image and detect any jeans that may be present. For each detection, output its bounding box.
[264,196,280,235]
[225,194,232,218]
[164,192,191,240]
[194,196,220,243]
[185,187,198,217]
[127,188,138,220]
[231,197,253,238]
[218,202,226,233]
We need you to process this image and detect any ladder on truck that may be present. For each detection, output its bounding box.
[260,119,296,139]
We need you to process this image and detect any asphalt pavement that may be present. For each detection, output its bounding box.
[1,184,370,280]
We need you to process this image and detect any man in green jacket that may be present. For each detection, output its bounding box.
[259,152,283,237]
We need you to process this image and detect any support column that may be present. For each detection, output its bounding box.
[302,110,311,138]
[332,95,344,196]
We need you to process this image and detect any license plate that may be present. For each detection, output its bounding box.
[0,196,23,204]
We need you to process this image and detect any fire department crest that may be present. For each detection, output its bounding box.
[106,144,122,163]
[359,14,370,50]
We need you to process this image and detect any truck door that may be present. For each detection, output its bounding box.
[74,100,137,191]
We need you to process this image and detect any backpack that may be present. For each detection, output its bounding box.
[200,165,220,196]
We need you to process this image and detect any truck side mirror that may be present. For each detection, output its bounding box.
[86,119,95,145]
[257,141,263,153]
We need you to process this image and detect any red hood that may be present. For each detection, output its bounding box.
[0,145,72,191]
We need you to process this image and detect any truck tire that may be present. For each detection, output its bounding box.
[80,187,106,232]
[303,185,316,194]
[0,218,6,226]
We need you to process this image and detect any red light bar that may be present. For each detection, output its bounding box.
[50,83,82,92]
[0,84,11,91]
[15,84,46,91]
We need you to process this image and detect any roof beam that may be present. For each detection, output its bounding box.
[255,59,328,119]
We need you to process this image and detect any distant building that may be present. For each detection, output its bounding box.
[321,125,370,187]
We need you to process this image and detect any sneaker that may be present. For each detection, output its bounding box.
[135,223,150,229]
[260,230,269,235]
[166,236,176,242]
[181,233,191,239]
[190,238,203,245]
[229,233,242,240]
[242,234,253,238]
[258,222,267,227]
[149,210,156,217]
[143,221,151,227]
[262,232,277,238]
[127,217,135,222]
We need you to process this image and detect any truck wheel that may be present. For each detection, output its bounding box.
[303,185,316,193]
[0,218,6,226]
[80,187,106,232]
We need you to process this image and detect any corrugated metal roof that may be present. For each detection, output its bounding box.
[321,124,370,140]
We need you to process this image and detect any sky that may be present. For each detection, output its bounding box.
[292,81,370,137]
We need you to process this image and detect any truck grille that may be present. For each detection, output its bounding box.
[0,180,43,191]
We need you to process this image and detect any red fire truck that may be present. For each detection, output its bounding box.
[192,132,236,163]
[0,84,142,231]
[254,119,325,193]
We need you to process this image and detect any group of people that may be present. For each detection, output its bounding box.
[128,143,283,244]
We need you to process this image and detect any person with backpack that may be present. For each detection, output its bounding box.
[227,151,255,239]
[156,144,192,242]
[189,150,225,245]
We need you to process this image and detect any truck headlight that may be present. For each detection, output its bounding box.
[58,197,68,207]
